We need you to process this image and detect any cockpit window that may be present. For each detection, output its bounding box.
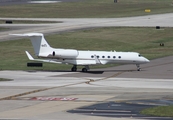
[138,54,141,57]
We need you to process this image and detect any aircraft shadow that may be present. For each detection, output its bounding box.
[27,69,136,74]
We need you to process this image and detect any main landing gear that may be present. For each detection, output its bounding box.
[71,65,77,72]
[71,65,89,72]
[82,66,90,72]
[136,64,141,71]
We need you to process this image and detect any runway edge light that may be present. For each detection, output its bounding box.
[145,9,151,13]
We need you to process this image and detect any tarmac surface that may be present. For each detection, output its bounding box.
[0,55,173,120]
[68,100,173,120]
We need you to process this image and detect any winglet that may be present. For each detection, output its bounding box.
[94,55,102,64]
[25,51,34,60]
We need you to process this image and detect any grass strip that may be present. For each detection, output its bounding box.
[0,20,61,24]
[0,78,13,81]
[0,27,9,31]
[0,27,173,70]
[141,105,173,117]
[0,0,173,18]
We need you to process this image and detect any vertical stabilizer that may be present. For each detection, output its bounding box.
[29,33,51,55]
[10,33,53,56]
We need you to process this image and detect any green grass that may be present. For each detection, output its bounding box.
[0,78,13,81]
[0,27,173,70]
[0,0,173,18]
[0,20,61,24]
[141,105,173,117]
[0,27,9,31]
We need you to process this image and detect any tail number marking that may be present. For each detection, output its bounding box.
[41,44,47,47]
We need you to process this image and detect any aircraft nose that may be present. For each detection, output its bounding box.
[144,58,150,63]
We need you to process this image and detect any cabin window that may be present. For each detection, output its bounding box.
[118,56,121,59]
[97,56,99,58]
[91,55,94,58]
[113,56,116,59]
[102,56,105,58]
[138,54,141,57]
[108,56,110,58]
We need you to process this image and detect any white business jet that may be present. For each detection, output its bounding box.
[11,33,149,72]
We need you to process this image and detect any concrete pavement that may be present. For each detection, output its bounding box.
[0,55,173,120]
[0,13,173,120]
[1,13,173,41]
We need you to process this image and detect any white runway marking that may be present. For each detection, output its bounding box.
[28,1,61,4]
[31,97,77,101]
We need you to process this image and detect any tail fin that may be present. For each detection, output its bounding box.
[10,33,52,56]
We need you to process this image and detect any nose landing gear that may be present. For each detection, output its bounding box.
[136,64,141,71]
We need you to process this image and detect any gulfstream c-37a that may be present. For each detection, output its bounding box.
[11,33,150,72]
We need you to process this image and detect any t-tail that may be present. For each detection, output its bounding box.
[10,33,53,57]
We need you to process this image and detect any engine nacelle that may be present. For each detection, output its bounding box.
[52,49,79,58]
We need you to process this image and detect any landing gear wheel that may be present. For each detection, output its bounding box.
[82,68,87,72]
[71,67,77,72]
[136,64,141,71]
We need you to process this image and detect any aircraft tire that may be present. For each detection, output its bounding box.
[82,68,87,72]
[71,67,77,72]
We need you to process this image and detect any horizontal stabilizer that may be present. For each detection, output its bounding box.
[25,51,62,64]
[10,33,43,37]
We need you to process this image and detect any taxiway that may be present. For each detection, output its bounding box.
[1,13,173,41]
[0,55,173,120]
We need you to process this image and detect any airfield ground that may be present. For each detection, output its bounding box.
[0,55,173,120]
[0,0,173,120]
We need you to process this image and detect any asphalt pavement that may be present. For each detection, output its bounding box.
[68,100,173,119]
